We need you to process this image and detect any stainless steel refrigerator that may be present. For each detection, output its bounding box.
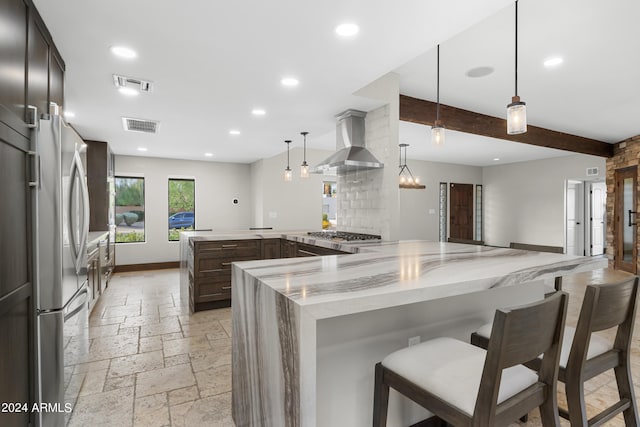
[32,105,90,427]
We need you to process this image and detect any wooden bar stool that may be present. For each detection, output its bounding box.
[373,292,568,427]
[471,276,640,426]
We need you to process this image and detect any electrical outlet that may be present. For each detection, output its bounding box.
[408,336,421,347]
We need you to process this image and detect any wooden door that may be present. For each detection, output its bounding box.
[615,167,637,273]
[449,183,474,240]
[0,113,35,427]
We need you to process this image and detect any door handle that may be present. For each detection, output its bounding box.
[629,210,637,226]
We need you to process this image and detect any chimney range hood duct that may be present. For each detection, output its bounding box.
[312,109,383,174]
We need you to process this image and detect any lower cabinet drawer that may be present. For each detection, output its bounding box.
[194,277,232,302]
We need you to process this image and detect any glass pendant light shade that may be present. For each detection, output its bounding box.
[300,162,309,178]
[432,120,445,145]
[284,139,292,182]
[507,96,527,135]
[300,131,309,178]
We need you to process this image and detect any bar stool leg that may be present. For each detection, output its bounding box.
[373,363,389,427]
[565,377,588,426]
[614,363,639,426]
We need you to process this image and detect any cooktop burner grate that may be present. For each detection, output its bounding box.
[307,231,381,241]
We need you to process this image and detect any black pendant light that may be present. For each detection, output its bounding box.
[398,143,425,189]
[300,131,309,178]
[507,0,527,135]
[432,44,445,145]
[284,140,292,182]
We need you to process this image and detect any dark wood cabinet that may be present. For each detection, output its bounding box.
[261,239,281,259]
[296,242,349,257]
[0,0,27,121]
[27,15,50,120]
[49,50,64,109]
[0,0,65,125]
[86,140,113,231]
[0,114,35,427]
[281,240,298,258]
[189,239,261,312]
[87,246,100,313]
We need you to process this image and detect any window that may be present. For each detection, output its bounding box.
[475,185,483,241]
[168,178,195,241]
[115,177,145,243]
[439,182,447,242]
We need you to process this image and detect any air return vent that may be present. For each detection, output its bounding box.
[122,117,159,134]
[113,74,154,92]
[586,167,599,176]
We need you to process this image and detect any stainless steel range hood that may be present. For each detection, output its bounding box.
[313,109,384,174]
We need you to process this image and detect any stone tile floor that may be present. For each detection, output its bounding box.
[65,268,640,426]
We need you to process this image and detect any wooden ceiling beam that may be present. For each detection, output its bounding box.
[399,94,613,158]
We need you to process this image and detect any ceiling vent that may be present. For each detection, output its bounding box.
[586,167,599,176]
[113,74,154,92]
[122,117,159,134]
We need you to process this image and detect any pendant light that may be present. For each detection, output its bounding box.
[284,140,292,182]
[398,143,425,189]
[507,0,527,135]
[432,44,445,145]
[300,131,309,178]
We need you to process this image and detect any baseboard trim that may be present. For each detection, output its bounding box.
[114,261,179,273]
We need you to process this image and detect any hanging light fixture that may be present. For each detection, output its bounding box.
[432,44,445,145]
[507,0,527,135]
[300,131,309,178]
[284,140,292,182]
[398,143,425,189]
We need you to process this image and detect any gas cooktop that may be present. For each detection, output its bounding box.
[307,231,381,241]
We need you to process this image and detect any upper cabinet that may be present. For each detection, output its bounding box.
[0,0,28,121]
[27,15,50,119]
[0,0,65,125]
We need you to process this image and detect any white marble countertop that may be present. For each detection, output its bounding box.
[232,240,607,319]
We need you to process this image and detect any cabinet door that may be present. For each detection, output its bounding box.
[49,50,64,110]
[27,16,50,119]
[0,119,34,427]
[0,0,27,121]
[261,239,281,259]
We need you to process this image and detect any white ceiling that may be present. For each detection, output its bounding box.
[32,0,639,167]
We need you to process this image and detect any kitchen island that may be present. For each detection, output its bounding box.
[230,240,607,427]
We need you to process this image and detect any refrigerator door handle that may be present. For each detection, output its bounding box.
[64,287,88,321]
[68,151,90,274]
[75,150,90,270]
[37,285,88,317]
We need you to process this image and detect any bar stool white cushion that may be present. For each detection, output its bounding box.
[381,337,539,416]
[474,324,613,368]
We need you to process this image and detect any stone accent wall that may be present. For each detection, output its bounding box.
[337,105,397,237]
[605,135,640,269]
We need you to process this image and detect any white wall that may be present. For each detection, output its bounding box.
[250,147,335,231]
[483,154,606,248]
[115,155,252,265]
[398,161,483,241]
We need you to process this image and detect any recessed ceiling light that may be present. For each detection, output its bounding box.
[118,87,139,96]
[110,46,137,59]
[137,147,148,152]
[205,153,213,157]
[63,111,75,118]
[335,23,359,37]
[252,108,266,116]
[544,57,563,67]
[465,66,494,78]
[229,130,241,135]
[493,158,500,161]
[281,77,299,87]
